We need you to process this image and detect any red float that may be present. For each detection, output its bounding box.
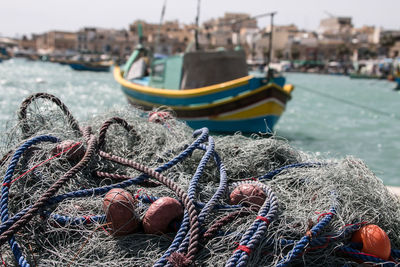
[148,111,172,124]
[51,140,85,161]
[143,197,183,235]
[103,188,140,236]
[230,183,266,208]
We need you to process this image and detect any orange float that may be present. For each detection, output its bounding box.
[351,224,391,260]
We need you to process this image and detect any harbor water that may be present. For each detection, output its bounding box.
[1,58,399,185]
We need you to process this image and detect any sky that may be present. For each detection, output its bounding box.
[1,0,399,38]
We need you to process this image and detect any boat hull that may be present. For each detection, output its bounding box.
[185,115,280,133]
[69,63,110,72]
[395,76,400,90]
[115,66,293,133]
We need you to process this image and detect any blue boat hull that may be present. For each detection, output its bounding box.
[69,63,110,72]
[115,66,293,133]
[185,115,280,133]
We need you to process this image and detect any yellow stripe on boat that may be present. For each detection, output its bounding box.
[283,84,294,94]
[215,101,285,120]
[114,66,252,98]
[123,81,284,112]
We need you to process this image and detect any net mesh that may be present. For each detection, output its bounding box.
[0,94,399,267]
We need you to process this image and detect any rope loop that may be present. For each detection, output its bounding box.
[18,93,81,138]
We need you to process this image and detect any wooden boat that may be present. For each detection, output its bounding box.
[349,73,384,79]
[114,47,294,133]
[394,76,400,90]
[69,60,112,72]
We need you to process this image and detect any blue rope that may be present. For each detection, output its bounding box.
[0,129,210,266]
[46,161,326,228]
[276,205,336,267]
[391,249,400,259]
[43,212,106,226]
[258,162,325,180]
[3,132,390,266]
[0,128,209,235]
[337,246,395,266]
[155,135,214,266]
[1,135,60,267]
[225,182,278,267]
[176,141,229,256]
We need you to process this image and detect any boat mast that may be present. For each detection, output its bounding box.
[194,0,201,51]
[266,12,277,80]
[155,0,167,54]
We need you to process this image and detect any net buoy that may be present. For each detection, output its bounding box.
[51,140,85,162]
[230,183,266,208]
[143,197,183,235]
[103,188,140,236]
[351,224,391,260]
[148,111,172,124]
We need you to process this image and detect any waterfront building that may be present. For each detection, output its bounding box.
[129,20,192,54]
[77,27,136,59]
[18,35,38,52]
[317,16,353,42]
[35,31,77,54]
[202,13,258,49]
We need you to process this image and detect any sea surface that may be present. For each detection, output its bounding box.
[1,58,399,185]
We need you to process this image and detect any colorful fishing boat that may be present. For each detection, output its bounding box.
[69,60,112,72]
[114,48,294,133]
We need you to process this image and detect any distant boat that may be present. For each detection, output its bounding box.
[394,76,400,90]
[114,48,294,133]
[349,73,384,79]
[69,60,113,72]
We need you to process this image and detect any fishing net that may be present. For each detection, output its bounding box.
[0,92,399,267]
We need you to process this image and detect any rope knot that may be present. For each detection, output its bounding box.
[167,252,192,267]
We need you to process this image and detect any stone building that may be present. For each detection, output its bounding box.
[77,27,136,58]
[18,35,38,51]
[129,20,193,54]
[317,16,353,42]
[35,31,77,54]
[252,24,299,62]
[202,13,258,49]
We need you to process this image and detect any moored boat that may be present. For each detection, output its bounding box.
[349,73,383,79]
[114,48,294,133]
[395,76,400,90]
[69,60,112,72]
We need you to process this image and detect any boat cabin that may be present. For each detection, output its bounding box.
[127,50,248,90]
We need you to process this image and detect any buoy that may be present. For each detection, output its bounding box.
[148,111,172,124]
[143,197,183,235]
[51,140,85,162]
[351,224,391,260]
[103,188,140,236]
[230,183,266,208]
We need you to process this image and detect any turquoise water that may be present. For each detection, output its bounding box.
[1,59,399,185]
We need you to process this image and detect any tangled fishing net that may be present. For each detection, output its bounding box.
[0,92,400,267]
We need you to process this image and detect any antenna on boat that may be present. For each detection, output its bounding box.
[266,11,277,81]
[155,0,167,53]
[194,0,201,51]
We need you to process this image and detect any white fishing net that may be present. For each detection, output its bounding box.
[0,94,399,266]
